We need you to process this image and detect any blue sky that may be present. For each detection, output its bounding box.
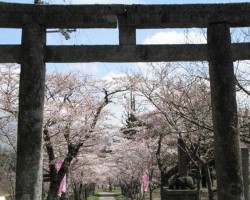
[0,0,249,125]
[1,0,249,76]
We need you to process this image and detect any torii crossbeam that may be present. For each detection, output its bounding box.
[0,2,249,200]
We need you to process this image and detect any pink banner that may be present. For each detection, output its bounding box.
[141,170,149,193]
[56,159,66,197]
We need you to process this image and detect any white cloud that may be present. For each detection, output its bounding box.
[137,62,148,69]
[106,103,124,126]
[47,63,100,75]
[136,30,207,70]
[143,30,207,45]
[144,31,184,44]
[102,71,126,82]
[69,63,100,74]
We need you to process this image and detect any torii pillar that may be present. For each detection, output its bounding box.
[15,22,46,200]
[208,22,244,200]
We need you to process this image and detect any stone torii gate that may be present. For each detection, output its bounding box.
[0,2,250,200]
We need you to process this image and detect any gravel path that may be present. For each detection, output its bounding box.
[98,192,117,200]
[99,197,115,200]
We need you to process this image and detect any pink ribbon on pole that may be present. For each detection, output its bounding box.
[56,159,66,197]
[141,170,149,193]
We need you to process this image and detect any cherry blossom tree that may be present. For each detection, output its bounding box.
[43,71,127,200]
[0,147,15,200]
[0,64,19,199]
[117,63,215,198]
[69,153,101,200]
[0,64,19,151]
[119,58,250,200]
[0,65,127,199]
[107,138,153,199]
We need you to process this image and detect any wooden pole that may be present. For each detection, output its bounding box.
[208,22,244,200]
[15,22,46,200]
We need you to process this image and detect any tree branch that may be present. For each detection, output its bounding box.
[235,77,250,96]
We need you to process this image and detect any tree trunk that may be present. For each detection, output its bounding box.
[84,184,88,200]
[47,181,60,200]
[149,186,153,200]
[121,186,125,195]
[72,182,83,200]
[196,166,201,200]
[160,171,167,198]
[201,166,207,188]
[208,22,244,200]
[156,133,165,198]
[15,22,46,200]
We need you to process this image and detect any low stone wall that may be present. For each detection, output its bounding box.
[162,188,199,200]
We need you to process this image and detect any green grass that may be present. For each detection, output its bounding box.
[115,195,126,200]
[67,188,160,200]
[87,195,99,200]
